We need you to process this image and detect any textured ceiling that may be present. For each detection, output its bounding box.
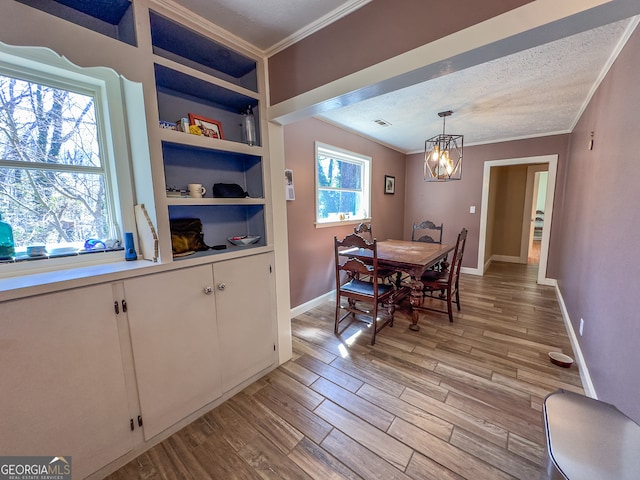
[317,18,636,152]
[172,0,637,153]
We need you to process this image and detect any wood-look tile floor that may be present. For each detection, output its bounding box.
[107,262,583,480]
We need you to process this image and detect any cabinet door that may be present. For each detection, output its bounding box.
[0,284,133,479]
[214,253,277,391]
[125,265,222,440]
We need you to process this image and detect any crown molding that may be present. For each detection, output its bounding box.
[149,0,265,58]
[266,0,372,57]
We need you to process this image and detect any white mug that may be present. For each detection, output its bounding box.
[188,183,206,198]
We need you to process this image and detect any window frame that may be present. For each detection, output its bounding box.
[314,142,371,228]
[0,41,139,278]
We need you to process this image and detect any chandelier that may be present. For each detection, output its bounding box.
[424,110,463,182]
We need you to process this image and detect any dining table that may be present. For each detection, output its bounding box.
[343,239,454,331]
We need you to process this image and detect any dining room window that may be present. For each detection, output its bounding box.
[315,142,371,226]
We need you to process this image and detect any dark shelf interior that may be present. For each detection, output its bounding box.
[169,204,266,249]
[150,10,257,91]
[162,142,264,198]
[16,0,137,46]
[154,64,258,112]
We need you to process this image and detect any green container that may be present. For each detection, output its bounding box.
[0,212,15,259]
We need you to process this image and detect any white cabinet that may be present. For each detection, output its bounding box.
[124,265,222,440]
[0,284,133,479]
[122,253,277,439]
[0,255,278,478]
[214,253,277,391]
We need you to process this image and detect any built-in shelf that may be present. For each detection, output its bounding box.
[155,63,260,147]
[158,128,262,156]
[16,0,137,46]
[149,10,257,92]
[168,204,266,252]
[166,198,265,206]
[150,10,267,261]
[162,141,263,199]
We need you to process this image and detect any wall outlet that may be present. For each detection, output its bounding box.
[469,205,476,214]
[579,318,584,336]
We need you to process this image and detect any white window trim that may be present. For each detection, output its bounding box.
[0,41,142,278]
[314,141,371,227]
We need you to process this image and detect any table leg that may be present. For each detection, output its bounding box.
[408,278,424,331]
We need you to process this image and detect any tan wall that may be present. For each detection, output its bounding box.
[554,23,640,422]
[268,0,532,105]
[284,118,405,308]
[491,165,528,257]
[404,135,570,273]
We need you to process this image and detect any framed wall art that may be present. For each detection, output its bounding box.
[188,113,224,139]
[384,175,395,194]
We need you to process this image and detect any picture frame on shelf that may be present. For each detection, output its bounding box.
[188,113,224,139]
[384,175,395,194]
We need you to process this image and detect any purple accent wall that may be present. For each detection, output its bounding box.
[268,0,532,105]
[555,26,640,423]
[404,135,570,275]
[284,118,406,308]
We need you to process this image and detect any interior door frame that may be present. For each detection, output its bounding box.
[477,154,558,285]
[520,165,549,263]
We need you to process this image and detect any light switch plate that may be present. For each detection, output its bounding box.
[469,206,476,214]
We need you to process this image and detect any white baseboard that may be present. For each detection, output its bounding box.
[554,283,597,399]
[461,266,482,276]
[290,289,335,317]
[491,254,523,264]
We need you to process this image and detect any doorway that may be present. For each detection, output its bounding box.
[520,166,548,265]
[477,155,557,285]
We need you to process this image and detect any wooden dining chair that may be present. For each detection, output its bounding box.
[353,222,374,242]
[419,228,467,322]
[353,222,399,285]
[334,233,397,345]
[412,220,446,272]
[411,220,443,244]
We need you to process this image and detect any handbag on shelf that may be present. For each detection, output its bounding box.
[169,218,210,256]
[212,183,249,198]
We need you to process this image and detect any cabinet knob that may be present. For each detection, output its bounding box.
[203,286,213,295]
[217,283,226,291]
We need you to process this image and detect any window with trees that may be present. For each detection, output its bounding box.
[0,74,116,249]
[315,142,371,225]
[0,41,143,278]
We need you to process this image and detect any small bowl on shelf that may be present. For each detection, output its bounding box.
[227,235,261,246]
[548,351,574,368]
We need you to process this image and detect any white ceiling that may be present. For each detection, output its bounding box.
[173,0,638,153]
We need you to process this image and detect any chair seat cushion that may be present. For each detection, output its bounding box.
[342,279,394,297]
[421,269,447,282]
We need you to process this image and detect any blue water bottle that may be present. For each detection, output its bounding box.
[0,212,15,260]
[124,232,137,261]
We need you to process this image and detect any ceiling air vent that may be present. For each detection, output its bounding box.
[373,119,392,127]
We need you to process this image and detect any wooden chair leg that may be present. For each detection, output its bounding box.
[446,289,454,323]
[371,302,378,345]
[387,301,395,327]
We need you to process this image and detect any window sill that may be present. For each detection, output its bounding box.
[0,257,159,303]
[315,218,371,229]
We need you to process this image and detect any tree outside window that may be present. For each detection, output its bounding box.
[315,142,371,224]
[0,73,116,251]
